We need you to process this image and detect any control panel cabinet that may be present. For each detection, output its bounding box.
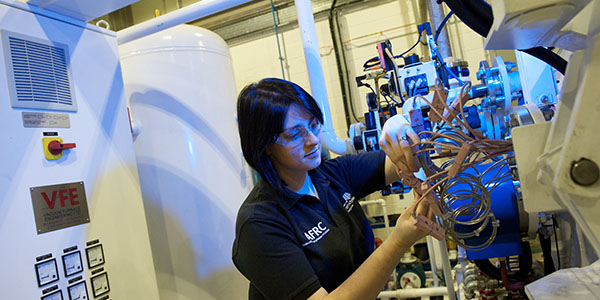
[0,1,160,299]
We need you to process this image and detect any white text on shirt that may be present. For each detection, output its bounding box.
[302,221,330,246]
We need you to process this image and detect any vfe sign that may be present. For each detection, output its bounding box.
[31,182,90,234]
[41,188,79,209]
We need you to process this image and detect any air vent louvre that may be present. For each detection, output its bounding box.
[2,31,76,111]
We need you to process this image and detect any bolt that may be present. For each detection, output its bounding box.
[506,62,516,72]
[542,108,554,121]
[505,113,520,128]
[570,158,600,186]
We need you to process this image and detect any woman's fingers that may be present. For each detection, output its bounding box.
[415,199,428,217]
[400,127,420,172]
[400,137,418,172]
[382,134,400,159]
[382,133,411,174]
[380,115,421,173]
[406,127,422,172]
[406,127,421,147]
[427,204,435,220]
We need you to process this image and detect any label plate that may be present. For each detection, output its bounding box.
[22,112,70,128]
[30,182,90,234]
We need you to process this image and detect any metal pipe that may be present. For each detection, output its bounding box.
[427,0,452,58]
[413,0,431,60]
[377,286,449,298]
[117,0,252,45]
[295,0,351,154]
[438,238,457,300]
[329,5,356,126]
[360,199,396,288]
[270,0,286,80]
[360,199,391,238]
[426,236,440,287]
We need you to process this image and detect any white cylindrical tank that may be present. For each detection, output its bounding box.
[119,25,251,300]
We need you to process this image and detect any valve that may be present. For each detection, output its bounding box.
[48,140,76,155]
[43,137,76,160]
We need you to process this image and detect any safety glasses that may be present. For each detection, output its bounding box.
[274,118,322,147]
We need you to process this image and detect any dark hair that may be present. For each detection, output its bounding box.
[237,78,323,191]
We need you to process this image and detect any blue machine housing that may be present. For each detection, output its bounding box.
[450,163,522,260]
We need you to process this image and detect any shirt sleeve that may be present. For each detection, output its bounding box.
[324,150,387,199]
[233,217,322,300]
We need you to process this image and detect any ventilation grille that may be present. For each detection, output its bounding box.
[3,31,76,111]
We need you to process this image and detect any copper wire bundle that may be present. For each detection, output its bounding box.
[404,80,514,250]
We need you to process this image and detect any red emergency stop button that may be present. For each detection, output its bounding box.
[48,140,76,155]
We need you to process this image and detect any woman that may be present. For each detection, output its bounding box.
[232,78,434,300]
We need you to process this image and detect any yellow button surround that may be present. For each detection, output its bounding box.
[43,137,63,160]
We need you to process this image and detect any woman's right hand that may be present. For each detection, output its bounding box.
[379,114,420,174]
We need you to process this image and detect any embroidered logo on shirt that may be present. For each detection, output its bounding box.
[342,192,356,212]
[302,221,330,246]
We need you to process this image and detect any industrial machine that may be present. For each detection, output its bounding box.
[0,1,251,299]
[0,0,160,299]
[351,0,600,299]
[2,0,600,299]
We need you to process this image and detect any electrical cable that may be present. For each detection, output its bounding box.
[381,95,391,106]
[269,0,286,81]
[434,11,454,44]
[363,56,381,70]
[552,215,561,269]
[375,72,387,117]
[384,48,406,105]
[396,79,406,105]
[539,233,556,275]
[329,0,360,125]
[366,84,376,96]
[474,259,502,280]
[433,47,464,85]
[395,31,423,59]
[382,91,401,106]
[474,241,532,281]
[500,259,525,290]
[362,31,423,71]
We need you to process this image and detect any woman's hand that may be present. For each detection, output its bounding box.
[380,115,438,246]
[379,114,420,174]
[391,191,435,245]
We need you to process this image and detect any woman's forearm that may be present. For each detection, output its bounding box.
[323,228,414,300]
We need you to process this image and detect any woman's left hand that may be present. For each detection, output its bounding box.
[392,191,436,244]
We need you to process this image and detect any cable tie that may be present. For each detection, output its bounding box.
[413,214,446,240]
[428,78,448,123]
[442,82,470,122]
[448,142,473,178]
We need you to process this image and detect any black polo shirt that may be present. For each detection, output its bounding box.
[232,150,387,300]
